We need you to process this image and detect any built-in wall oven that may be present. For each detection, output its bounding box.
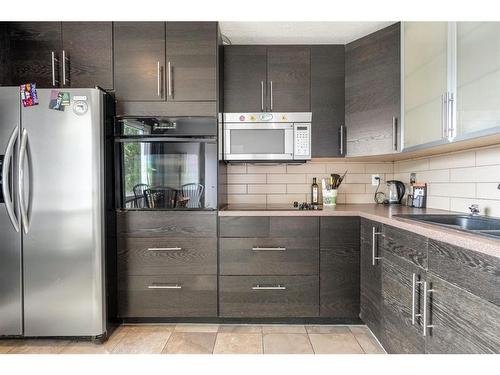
[115,117,217,210]
[223,112,312,161]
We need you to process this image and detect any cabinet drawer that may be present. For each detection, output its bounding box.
[219,275,319,317]
[118,275,217,318]
[428,240,500,306]
[117,211,217,238]
[220,237,319,275]
[219,216,319,238]
[118,237,217,276]
[383,225,428,269]
[320,217,360,252]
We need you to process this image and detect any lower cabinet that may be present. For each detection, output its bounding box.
[219,276,319,318]
[359,219,383,337]
[118,275,217,318]
[319,217,360,318]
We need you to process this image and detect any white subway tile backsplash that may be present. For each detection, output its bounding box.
[227,185,247,194]
[228,194,266,204]
[267,194,307,204]
[396,159,429,173]
[286,184,311,194]
[475,145,500,166]
[476,183,500,200]
[267,173,306,184]
[450,198,500,217]
[416,169,450,183]
[248,184,286,194]
[345,194,374,204]
[325,163,365,174]
[247,164,287,174]
[287,163,326,174]
[345,174,377,184]
[365,163,394,173]
[227,164,247,174]
[227,174,266,184]
[428,183,476,198]
[428,151,475,170]
[450,165,500,183]
[426,196,451,211]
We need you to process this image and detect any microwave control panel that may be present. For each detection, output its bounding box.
[293,123,311,160]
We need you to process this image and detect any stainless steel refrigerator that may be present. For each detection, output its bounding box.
[0,87,108,338]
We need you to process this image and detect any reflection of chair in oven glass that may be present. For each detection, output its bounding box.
[180,183,205,208]
[144,187,178,209]
[132,183,149,208]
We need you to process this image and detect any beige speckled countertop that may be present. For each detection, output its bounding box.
[219,204,500,259]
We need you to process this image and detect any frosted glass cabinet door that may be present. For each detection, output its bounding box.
[457,22,500,136]
[404,22,449,149]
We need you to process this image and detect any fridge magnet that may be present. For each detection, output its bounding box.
[60,92,71,106]
[49,90,65,111]
[20,83,39,107]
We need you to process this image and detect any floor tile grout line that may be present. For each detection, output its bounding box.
[160,330,175,354]
[306,333,316,355]
[349,331,367,354]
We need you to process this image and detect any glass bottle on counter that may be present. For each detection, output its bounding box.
[311,177,319,205]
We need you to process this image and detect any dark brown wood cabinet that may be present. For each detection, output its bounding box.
[166,22,217,101]
[114,22,166,102]
[345,22,400,156]
[223,45,267,112]
[5,22,62,87]
[319,217,359,318]
[359,219,383,337]
[267,46,311,112]
[311,45,345,157]
[61,22,113,89]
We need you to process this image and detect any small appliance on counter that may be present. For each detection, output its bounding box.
[375,179,406,205]
[407,183,427,208]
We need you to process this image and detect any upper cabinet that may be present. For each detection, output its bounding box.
[456,22,500,137]
[223,46,267,112]
[61,22,113,89]
[114,21,218,103]
[403,22,449,150]
[114,22,166,101]
[345,23,401,157]
[2,22,113,89]
[223,45,311,113]
[5,22,62,88]
[403,22,500,151]
[310,45,345,157]
[266,46,310,112]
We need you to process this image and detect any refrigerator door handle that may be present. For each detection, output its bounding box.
[18,128,30,234]
[2,126,20,232]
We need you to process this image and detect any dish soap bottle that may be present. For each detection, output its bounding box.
[311,177,319,205]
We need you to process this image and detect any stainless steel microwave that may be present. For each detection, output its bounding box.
[223,112,312,161]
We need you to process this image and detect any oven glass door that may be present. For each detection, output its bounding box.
[118,139,217,210]
[224,123,294,160]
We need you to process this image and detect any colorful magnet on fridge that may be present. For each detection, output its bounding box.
[20,83,39,107]
[49,90,65,111]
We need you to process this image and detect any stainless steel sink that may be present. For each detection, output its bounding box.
[394,214,500,239]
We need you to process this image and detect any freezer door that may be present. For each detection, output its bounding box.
[0,87,23,336]
[20,89,106,337]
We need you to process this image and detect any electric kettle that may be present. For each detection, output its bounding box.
[386,180,406,204]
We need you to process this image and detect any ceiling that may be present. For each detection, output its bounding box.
[219,22,396,45]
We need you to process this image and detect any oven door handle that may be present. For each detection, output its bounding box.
[115,137,216,143]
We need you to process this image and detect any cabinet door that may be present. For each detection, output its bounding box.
[166,22,217,101]
[456,22,500,137]
[345,23,400,156]
[7,22,62,87]
[114,22,165,101]
[403,22,449,149]
[425,274,500,353]
[267,46,311,112]
[320,217,359,318]
[359,219,383,337]
[311,46,345,157]
[61,22,113,89]
[223,45,267,112]
[379,252,425,354]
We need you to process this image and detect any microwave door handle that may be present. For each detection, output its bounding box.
[2,127,20,232]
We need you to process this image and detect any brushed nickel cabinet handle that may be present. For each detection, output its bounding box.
[147,247,182,251]
[148,284,182,289]
[340,125,344,155]
[252,247,286,251]
[261,80,264,112]
[423,281,435,336]
[167,61,172,97]
[442,93,449,139]
[252,284,286,290]
[157,61,161,97]
[269,81,273,111]
[62,50,67,86]
[392,117,398,151]
[372,227,383,266]
[412,273,423,325]
[448,92,455,140]
[51,51,57,87]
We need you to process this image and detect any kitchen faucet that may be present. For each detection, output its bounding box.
[468,204,480,216]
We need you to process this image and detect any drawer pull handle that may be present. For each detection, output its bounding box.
[251,284,286,290]
[148,284,182,289]
[252,247,286,251]
[412,273,423,325]
[147,247,183,251]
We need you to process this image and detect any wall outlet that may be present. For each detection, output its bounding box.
[371,175,380,186]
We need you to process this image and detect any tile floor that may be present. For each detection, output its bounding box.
[0,324,385,354]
